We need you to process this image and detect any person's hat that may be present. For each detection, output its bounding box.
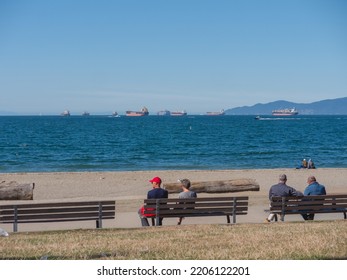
[149,177,162,184]
[279,174,287,181]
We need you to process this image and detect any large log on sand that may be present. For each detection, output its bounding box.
[164,179,260,194]
[0,181,34,200]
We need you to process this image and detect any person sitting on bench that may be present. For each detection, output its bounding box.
[138,176,168,226]
[177,178,197,225]
[302,175,326,220]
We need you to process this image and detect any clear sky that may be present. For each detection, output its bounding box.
[1,0,346,115]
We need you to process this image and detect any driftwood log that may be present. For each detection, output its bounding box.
[163,179,260,194]
[0,181,34,200]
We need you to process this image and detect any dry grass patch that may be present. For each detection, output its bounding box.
[0,220,346,260]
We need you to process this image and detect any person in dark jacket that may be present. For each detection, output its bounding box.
[139,176,168,226]
[265,174,303,222]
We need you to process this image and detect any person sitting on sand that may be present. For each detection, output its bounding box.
[301,175,326,220]
[307,158,315,169]
[265,174,303,222]
[177,178,197,225]
[138,176,168,226]
[296,158,308,169]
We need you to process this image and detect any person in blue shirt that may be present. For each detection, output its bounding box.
[304,176,326,196]
[302,176,326,220]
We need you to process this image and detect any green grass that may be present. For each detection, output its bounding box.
[0,220,346,260]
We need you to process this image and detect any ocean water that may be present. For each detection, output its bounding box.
[0,115,346,173]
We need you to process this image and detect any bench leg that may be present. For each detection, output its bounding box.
[13,205,18,232]
[97,203,103,228]
[155,217,163,226]
[96,220,101,228]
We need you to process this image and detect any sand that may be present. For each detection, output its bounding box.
[1,168,346,232]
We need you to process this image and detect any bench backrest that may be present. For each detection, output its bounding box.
[270,194,347,215]
[0,200,116,232]
[143,196,248,225]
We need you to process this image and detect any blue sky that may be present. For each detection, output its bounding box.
[0,0,346,115]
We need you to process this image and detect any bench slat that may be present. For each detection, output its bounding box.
[1,214,115,223]
[144,196,249,203]
[271,194,347,201]
[0,201,115,210]
[271,204,347,210]
[144,202,249,210]
[0,212,115,223]
[146,206,248,215]
[0,205,116,216]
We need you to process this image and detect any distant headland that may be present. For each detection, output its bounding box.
[225,97,347,115]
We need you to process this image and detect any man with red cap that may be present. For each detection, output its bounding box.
[139,176,168,226]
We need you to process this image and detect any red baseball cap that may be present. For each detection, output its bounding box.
[149,177,162,184]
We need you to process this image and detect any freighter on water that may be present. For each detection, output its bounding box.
[126,107,149,117]
[272,108,298,116]
[157,110,171,116]
[170,110,187,116]
[205,109,225,116]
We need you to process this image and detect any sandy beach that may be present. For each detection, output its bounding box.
[1,168,346,232]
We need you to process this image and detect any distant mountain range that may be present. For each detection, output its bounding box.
[225,97,347,115]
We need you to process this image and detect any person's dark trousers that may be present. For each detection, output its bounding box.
[140,217,163,226]
[301,213,315,220]
[307,214,314,220]
[148,217,164,226]
[138,209,150,226]
[140,217,150,226]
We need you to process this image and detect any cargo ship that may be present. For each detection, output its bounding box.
[170,110,187,116]
[126,107,149,117]
[61,110,70,116]
[206,109,225,116]
[272,108,298,116]
[157,110,171,116]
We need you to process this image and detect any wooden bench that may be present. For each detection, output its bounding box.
[0,200,116,232]
[269,194,347,222]
[143,196,248,226]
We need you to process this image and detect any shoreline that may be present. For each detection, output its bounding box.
[1,168,346,231]
[1,167,346,197]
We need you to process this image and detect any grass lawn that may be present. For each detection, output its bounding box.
[0,220,346,260]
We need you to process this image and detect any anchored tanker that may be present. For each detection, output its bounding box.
[126,107,149,117]
[206,109,225,116]
[272,108,298,116]
[170,110,187,116]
